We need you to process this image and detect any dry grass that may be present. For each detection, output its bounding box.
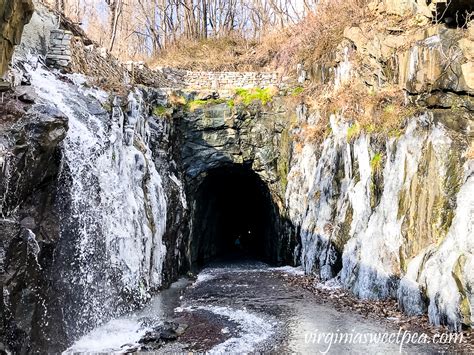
[168,92,187,106]
[149,0,370,72]
[295,81,418,146]
[300,121,329,145]
[148,35,267,71]
[326,82,416,138]
[360,90,414,136]
[273,0,370,68]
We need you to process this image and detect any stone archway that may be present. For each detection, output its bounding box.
[176,99,296,269]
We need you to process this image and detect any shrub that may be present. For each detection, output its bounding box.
[271,0,370,69]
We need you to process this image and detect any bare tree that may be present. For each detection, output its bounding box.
[106,0,124,52]
[41,0,316,59]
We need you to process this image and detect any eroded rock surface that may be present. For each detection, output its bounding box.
[0,97,68,353]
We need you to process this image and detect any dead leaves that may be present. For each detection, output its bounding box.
[285,274,474,352]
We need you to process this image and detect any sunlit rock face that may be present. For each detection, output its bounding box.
[287,22,473,331]
[0,0,34,77]
[371,0,474,24]
[287,112,472,330]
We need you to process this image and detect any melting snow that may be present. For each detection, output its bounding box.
[270,265,305,276]
[316,277,342,291]
[187,305,275,353]
[63,318,146,354]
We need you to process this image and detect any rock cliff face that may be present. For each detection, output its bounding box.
[0,97,67,353]
[173,95,295,267]
[288,12,473,331]
[373,0,474,25]
[1,65,190,352]
[0,0,473,353]
[286,114,472,330]
[0,0,34,78]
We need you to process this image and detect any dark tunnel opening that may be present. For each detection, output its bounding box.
[189,164,281,268]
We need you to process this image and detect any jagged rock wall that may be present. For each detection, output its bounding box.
[287,113,472,328]
[176,97,289,192]
[0,0,34,77]
[0,66,188,353]
[370,0,432,17]
[371,0,474,23]
[288,16,473,330]
[0,97,68,352]
[11,0,57,63]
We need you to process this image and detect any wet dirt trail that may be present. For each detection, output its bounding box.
[66,260,449,354]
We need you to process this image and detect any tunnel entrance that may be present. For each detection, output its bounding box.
[189,164,280,268]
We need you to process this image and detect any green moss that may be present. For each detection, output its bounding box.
[369,152,384,209]
[347,122,361,142]
[438,149,463,239]
[353,159,361,184]
[370,153,382,173]
[324,124,333,139]
[383,104,396,114]
[235,87,274,106]
[397,188,407,220]
[364,123,376,134]
[102,102,113,113]
[186,99,207,111]
[452,255,471,326]
[152,104,170,116]
[399,245,407,273]
[290,86,304,96]
[334,205,353,252]
[387,127,403,138]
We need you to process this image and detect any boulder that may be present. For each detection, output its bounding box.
[138,321,187,346]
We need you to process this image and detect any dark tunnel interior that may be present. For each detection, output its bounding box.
[190,164,280,268]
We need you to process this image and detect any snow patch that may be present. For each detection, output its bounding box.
[270,265,305,276]
[187,305,275,353]
[64,318,146,354]
[193,272,217,286]
[316,277,342,291]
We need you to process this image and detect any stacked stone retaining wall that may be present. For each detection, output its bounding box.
[47,29,286,90]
